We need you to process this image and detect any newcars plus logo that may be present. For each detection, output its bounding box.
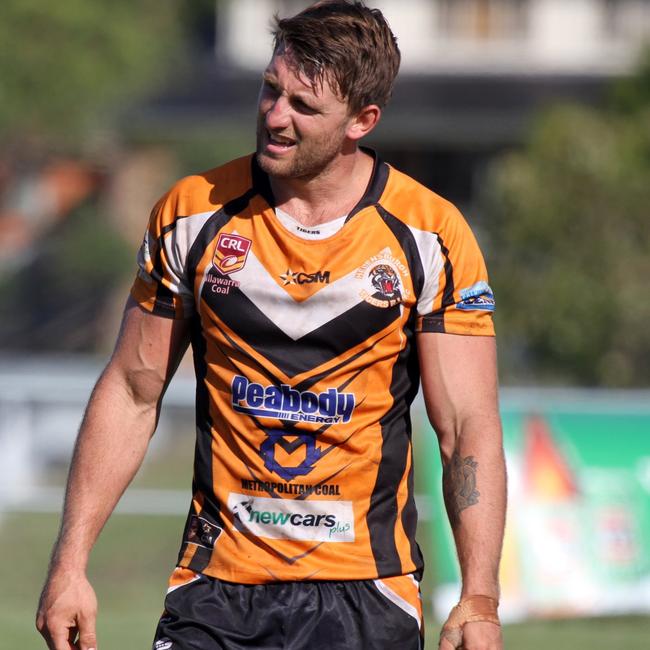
[228,493,355,542]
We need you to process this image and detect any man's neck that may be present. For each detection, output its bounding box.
[269,148,374,227]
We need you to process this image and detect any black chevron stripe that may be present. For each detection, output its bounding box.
[294,328,394,392]
[209,309,285,386]
[203,280,401,378]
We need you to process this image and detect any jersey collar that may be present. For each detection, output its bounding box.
[250,147,389,219]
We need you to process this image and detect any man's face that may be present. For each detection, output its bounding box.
[256,51,354,180]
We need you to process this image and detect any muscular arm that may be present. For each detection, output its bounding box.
[37,296,190,650]
[418,333,506,649]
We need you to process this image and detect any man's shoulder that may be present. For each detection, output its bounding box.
[381,163,464,233]
[160,154,255,218]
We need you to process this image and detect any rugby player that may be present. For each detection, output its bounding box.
[37,2,506,649]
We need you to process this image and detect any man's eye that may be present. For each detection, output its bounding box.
[293,100,316,114]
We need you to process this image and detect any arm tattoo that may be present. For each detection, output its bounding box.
[442,451,480,528]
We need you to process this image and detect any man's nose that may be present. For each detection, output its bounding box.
[265,96,291,130]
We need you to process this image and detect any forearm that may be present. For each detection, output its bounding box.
[50,364,158,572]
[37,302,189,648]
[441,414,506,600]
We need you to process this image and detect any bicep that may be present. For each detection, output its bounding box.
[105,296,191,407]
[417,333,500,457]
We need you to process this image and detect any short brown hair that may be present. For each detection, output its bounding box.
[272,1,401,114]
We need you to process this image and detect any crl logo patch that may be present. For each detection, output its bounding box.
[213,233,252,275]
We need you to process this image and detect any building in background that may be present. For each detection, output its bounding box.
[220,0,649,76]
[132,0,650,210]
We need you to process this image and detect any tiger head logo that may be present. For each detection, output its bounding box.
[369,264,401,300]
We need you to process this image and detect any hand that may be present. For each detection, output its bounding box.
[36,568,98,650]
[438,621,503,650]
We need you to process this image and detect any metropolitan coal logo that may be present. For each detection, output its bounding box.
[356,247,410,308]
[213,233,252,275]
[279,269,331,286]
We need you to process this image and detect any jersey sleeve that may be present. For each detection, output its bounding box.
[130,190,195,319]
[415,204,495,336]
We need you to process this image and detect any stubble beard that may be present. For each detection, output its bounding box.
[256,120,347,181]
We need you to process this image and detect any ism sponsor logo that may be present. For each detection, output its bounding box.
[231,375,355,424]
[279,269,330,286]
[457,281,495,312]
[213,233,252,275]
[228,493,355,542]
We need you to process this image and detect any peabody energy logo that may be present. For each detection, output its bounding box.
[231,376,355,424]
[228,493,355,543]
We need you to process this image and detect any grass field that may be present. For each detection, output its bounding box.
[5,431,649,649]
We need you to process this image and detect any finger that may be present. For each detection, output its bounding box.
[36,618,75,650]
[77,611,98,650]
[461,621,502,649]
[439,628,462,649]
[35,615,53,648]
[48,627,75,650]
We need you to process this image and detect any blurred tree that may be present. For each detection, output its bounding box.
[0,0,206,353]
[610,49,650,116]
[0,0,183,147]
[484,54,650,387]
[0,196,133,351]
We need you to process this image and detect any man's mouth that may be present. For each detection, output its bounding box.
[266,131,296,152]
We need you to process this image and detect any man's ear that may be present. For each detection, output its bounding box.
[346,104,382,141]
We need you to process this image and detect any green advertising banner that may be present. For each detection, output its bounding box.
[416,390,650,622]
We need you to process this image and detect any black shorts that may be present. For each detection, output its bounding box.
[152,568,423,650]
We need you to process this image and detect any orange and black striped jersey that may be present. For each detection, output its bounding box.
[131,151,495,584]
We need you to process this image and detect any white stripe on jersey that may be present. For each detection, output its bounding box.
[407,225,444,316]
[373,579,421,629]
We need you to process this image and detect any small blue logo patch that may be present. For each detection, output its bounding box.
[457,281,495,312]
